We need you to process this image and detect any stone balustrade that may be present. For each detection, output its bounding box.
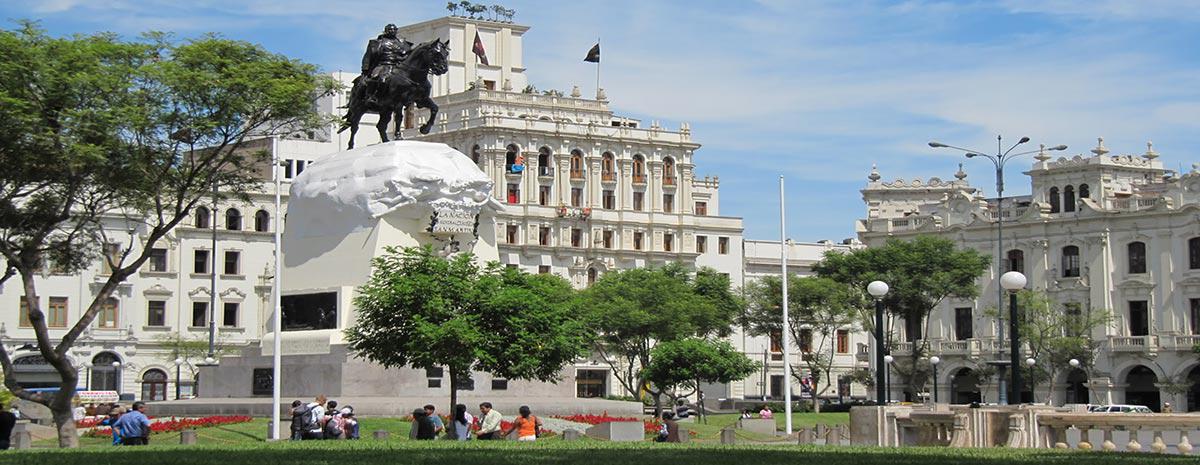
[1110,335,1158,352]
[852,405,1198,455]
[1039,413,1197,454]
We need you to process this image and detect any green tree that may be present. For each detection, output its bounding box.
[742,275,862,412]
[813,235,989,400]
[579,264,740,416]
[0,23,334,447]
[644,337,756,419]
[985,290,1110,403]
[346,246,590,422]
[153,333,235,388]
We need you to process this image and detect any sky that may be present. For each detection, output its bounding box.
[5,0,1198,242]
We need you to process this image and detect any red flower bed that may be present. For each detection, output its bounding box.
[85,415,252,437]
[554,412,659,434]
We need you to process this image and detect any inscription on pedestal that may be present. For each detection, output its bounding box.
[261,334,332,356]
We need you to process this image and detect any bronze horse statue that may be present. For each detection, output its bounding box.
[338,39,450,149]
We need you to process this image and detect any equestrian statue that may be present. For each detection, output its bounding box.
[338,24,451,149]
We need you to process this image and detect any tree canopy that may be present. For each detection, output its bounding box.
[644,337,757,402]
[813,235,989,399]
[742,275,861,411]
[0,23,335,447]
[346,246,591,415]
[578,263,741,414]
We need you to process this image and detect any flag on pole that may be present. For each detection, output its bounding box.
[472,31,489,66]
[583,43,600,63]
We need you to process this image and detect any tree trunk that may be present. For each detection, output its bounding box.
[52,403,79,448]
[447,372,458,438]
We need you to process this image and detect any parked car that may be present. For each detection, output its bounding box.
[1087,404,1153,413]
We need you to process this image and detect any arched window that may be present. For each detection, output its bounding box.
[632,155,646,183]
[91,352,121,391]
[505,144,521,173]
[1079,184,1090,199]
[254,210,270,232]
[225,208,241,231]
[141,369,168,401]
[1063,185,1076,212]
[570,150,585,179]
[537,147,552,177]
[663,157,677,186]
[1006,249,1024,274]
[195,206,210,229]
[601,152,615,181]
[587,267,598,286]
[471,144,481,165]
[1062,245,1080,277]
[1048,187,1061,213]
[1127,241,1147,274]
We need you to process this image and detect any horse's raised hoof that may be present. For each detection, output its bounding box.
[419,125,432,135]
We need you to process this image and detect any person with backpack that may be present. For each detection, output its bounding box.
[502,405,542,441]
[340,407,359,439]
[302,395,327,440]
[289,400,312,441]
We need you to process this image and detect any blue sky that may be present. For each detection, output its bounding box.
[5,0,1199,241]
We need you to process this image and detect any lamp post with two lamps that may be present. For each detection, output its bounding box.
[929,137,1065,404]
[867,281,890,404]
[929,356,942,403]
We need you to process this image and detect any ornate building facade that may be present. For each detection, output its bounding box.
[857,139,1200,411]
[2,16,757,403]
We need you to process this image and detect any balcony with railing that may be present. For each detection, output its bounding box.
[856,343,870,362]
[663,176,677,187]
[601,172,616,182]
[937,339,982,355]
[1107,197,1160,212]
[537,166,553,177]
[569,170,585,180]
[1168,334,1200,350]
[891,342,914,356]
[632,174,647,184]
[1110,335,1158,352]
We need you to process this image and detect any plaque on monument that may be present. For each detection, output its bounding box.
[252,368,272,396]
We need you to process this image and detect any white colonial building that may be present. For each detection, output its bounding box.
[736,239,870,403]
[2,15,759,404]
[857,139,1200,412]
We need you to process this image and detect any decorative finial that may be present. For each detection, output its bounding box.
[1091,137,1109,156]
[1034,143,1050,162]
[954,163,967,181]
[868,164,881,182]
[595,87,607,101]
[1144,140,1158,160]
[570,85,581,98]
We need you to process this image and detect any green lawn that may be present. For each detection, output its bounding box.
[35,418,413,448]
[684,412,849,442]
[5,440,1197,465]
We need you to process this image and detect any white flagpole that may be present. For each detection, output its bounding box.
[780,176,793,435]
[270,136,283,441]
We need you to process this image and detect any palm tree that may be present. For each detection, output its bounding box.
[446,2,459,16]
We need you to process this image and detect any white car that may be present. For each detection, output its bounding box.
[1087,404,1153,413]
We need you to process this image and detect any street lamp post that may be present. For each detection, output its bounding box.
[929,137,1065,406]
[1000,271,1027,403]
[867,281,890,405]
[1025,357,1037,403]
[883,354,895,403]
[111,361,122,396]
[930,356,941,403]
[174,358,184,401]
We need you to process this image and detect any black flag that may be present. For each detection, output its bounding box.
[583,43,600,63]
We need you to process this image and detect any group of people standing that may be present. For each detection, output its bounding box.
[81,401,152,446]
[411,402,543,441]
[289,395,359,440]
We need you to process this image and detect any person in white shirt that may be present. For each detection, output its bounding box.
[475,402,502,440]
[305,395,327,440]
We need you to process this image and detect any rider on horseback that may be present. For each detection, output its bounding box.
[351,24,413,108]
